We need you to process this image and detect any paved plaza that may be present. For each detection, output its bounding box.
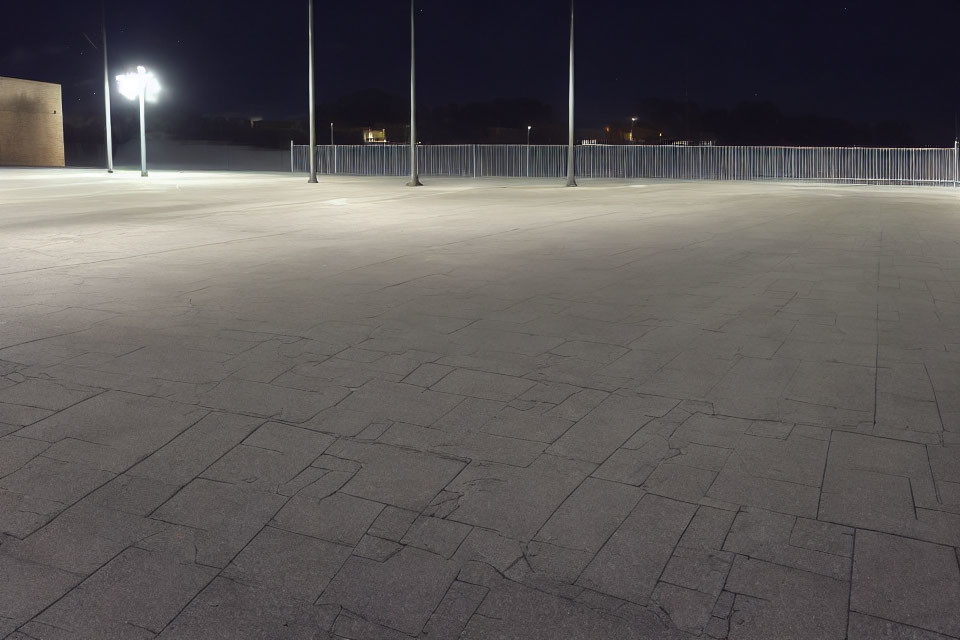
[1,169,960,639]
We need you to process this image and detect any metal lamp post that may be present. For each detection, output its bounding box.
[116,66,160,177]
[102,2,113,173]
[565,0,577,187]
[407,0,423,186]
[307,0,318,183]
[527,125,532,177]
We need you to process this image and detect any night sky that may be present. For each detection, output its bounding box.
[3,0,959,143]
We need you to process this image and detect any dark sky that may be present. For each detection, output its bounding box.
[2,0,959,143]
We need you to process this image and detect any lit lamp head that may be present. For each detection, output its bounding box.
[116,66,161,102]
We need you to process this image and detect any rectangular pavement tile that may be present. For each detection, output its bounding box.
[157,577,337,640]
[725,556,847,640]
[150,478,287,567]
[431,368,535,402]
[535,477,643,553]
[0,379,99,412]
[847,612,958,640]
[0,552,81,627]
[379,422,545,467]
[326,440,465,511]
[270,491,382,546]
[546,392,677,464]
[33,547,217,638]
[125,411,262,486]
[199,379,348,423]
[319,546,459,636]
[851,530,960,637]
[577,494,697,605]
[446,455,595,540]
[223,526,352,602]
[335,380,462,427]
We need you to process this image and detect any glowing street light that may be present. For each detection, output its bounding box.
[527,125,532,177]
[116,66,160,177]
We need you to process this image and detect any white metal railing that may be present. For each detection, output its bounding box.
[291,142,960,186]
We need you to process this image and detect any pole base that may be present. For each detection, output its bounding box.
[407,176,423,187]
[308,177,318,184]
[107,169,114,174]
[565,178,578,187]
[141,171,149,178]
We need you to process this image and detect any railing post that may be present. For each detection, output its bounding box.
[290,140,294,173]
[954,139,958,188]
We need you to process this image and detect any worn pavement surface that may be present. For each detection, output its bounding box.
[1,169,959,639]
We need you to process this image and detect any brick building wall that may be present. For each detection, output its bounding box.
[0,77,65,167]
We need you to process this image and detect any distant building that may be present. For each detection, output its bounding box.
[363,128,387,144]
[0,76,64,167]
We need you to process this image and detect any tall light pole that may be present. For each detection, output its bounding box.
[330,122,334,146]
[101,1,113,173]
[307,0,317,183]
[527,125,532,177]
[116,66,160,177]
[407,0,422,186]
[565,0,577,187]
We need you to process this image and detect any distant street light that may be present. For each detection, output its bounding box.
[330,122,334,146]
[116,66,160,177]
[527,125,532,177]
[407,0,423,187]
[566,0,577,187]
[630,116,637,143]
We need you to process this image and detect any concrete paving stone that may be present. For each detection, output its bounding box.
[591,444,668,486]
[578,494,697,604]
[638,351,740,399]
[353,534,403,562]
[271,491,383,546]
[302,406,382,437]
[661,545,734,596]
[652,582,717,635]
[10,501,166,574]
[671,413,753,449]
[726,432,829,487]
[402,362,454,388]
[335,380,462,426]
[319,546,459,636]
[223,526,352,601]
[550,340,629,364]
[448,326,566,357]
[0,379,99,412]
[274,358,396,391]
[598,348,677,382]
[744,419,793,439]
[706,356,799,408]
[477,405,574,444]
[518,381,581,405]
[723,508,851,580]
[436,350,544,378]
[535,477,643,553]
[326,440,465,511]
[430,368,535,402]
[87,473,181,515]
[452,527,524,572]
[0,435,49,477]
[379,422,545,467]
[510,540,594,587]
[643,463,717,503]
[677,506,737,551]
[401,516,472,559]
[15,391,206,460]
[0,552,81,626]
[725,556,848,640]
[847,612,959,640]
[199,378,349,423]
[202,423,333,492]
[544,388,610,422]
[332,611,414,640]
[0,403,52,427]
[547,391,677,463]
[33,547,217,638]
[784,360,876,412]
[420,580,488,640]
[157,576,338,640]
[460,570,682,640]
[851,530,960,637]
[367,505,419,542]
[446,455,595,540]
[520,314,649,347]
[707,456,822,519]
[775,338,877,366]
[0,456,115,537]
[150,478,286,567]
[92,345,236,384]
